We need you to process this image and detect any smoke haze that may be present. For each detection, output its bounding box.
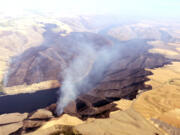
[56,40,120,115]
[0,0,179,19]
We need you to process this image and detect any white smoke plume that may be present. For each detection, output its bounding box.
[56,40,121,115]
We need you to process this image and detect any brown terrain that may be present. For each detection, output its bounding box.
[5,31,112,87]
[0,17,180,135]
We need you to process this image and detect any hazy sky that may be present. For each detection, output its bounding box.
[0,0,180,18]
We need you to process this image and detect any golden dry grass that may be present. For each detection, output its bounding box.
[149,48,179,56]
[42,114,84,128]
[27,99,165,135]
[113,99,133,111]
[158,109,180,128]
[25,114,84,135]
[0,122,24,135]
[75,109,164,135]
[4,80,60,94]
[148,40,180,60]
[133,62,180,128]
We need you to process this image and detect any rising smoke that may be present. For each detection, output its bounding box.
[56,39,121,115]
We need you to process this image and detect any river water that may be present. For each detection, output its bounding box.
[0,88,58,114]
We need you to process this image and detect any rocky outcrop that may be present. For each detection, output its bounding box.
[2,109,55,135]
[0,113,28,125]
[28,109,53,120]
[24,104,164,135]
[0,113,28,135]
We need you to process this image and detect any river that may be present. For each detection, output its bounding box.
[0,88,58,114]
